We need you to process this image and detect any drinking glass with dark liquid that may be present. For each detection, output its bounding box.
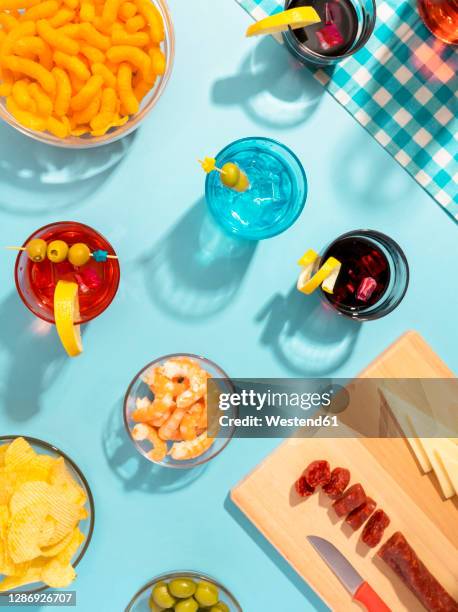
[283,0,376,65]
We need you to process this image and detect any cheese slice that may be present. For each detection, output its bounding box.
[434,439,458,496]
[416,438,455,499]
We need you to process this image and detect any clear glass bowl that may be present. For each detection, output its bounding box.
[124,353,235,469]
[0,435,95,593]
[125,570,243,611]
[0,0,174,149]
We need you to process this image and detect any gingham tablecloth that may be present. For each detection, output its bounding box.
[236,0,458,221]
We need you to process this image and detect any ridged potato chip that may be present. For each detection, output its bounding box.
[41,559,75,588]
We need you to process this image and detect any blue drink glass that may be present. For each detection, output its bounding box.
[205,137,308,241]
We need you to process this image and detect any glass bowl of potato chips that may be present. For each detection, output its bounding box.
[0,436,94,593]
[0,0,174,148]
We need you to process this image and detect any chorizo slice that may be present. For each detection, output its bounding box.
[361,509,390,548]
[345,497,376,531]
[323,467,350,499]
[303,460,331,488]
[333,483,366,517]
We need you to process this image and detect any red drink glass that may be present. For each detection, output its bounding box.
[418,0,458,44]
[320,230,409,321]
[15,221,120,325]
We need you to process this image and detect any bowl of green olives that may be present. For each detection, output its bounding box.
[125,571,242,612]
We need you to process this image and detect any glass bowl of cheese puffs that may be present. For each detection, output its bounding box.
[0,0,174,147]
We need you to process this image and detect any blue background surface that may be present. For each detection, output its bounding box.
[0,1,457,610]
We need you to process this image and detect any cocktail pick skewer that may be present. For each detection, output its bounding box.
[198,156,250,193]
[4,246,118,260]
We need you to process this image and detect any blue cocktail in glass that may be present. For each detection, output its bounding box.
[205,137,307,241]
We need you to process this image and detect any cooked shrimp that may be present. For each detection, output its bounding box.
[131,423,167,462]
[176,370,207,409]
[145,367,189,397]
[179,402,203,441]
[169,432,214,461]
[158,406,187,441]
[132,394,174,422]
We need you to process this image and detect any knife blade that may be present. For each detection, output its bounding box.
[307,535,391,612]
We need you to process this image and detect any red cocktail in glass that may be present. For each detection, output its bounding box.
[15,221,120,325]
[418,0,458,45]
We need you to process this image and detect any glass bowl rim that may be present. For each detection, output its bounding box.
[0,0,175,149]
[123,352,236,469]
[283,0,377,62]
[320,228,410,321]
[124,569,243,611]
[14,220,121,325]
[205,136,308,240]
[0,434,95,594]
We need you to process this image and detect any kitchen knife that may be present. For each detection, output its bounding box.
[307,535,391,612]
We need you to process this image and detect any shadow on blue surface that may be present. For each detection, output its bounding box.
[139,199,257,321]
[331,128,416,211]
[224,494,330,611]
[0,292,73,421]
[0,122,136,216]
[212,37,324,129]
[256,286,361,375]
[102,398,207,493]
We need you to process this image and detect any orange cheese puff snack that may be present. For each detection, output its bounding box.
[70,74,103,110]
[47,115,70,137]
[53,50,90,80]
[14,36,46,57]
[69,71,85,94]
[80,44,104,64]
[1,21,36,55]
[72,92,100,124]
[79,22,110,50]
[63,0,78,10]
[135,0,164,43]
[0,70,13,96]
[49,8,75,27]
[11,79,35,111]
[125,14,144,32]
[1,56,56,94]
[0,13,18,31]
[117,61,138,115]
[52,66,71,116]
[133,76,152,102]
[37,19,80,55]
[118,1,136,20]
[106,45,150,80]
[112,28,149,47]
[101,0,122,25]
[0,0,40,9]
[21,0,59,21]
[7,95,46,130]
[28,82,53,115]
[80,0,95,22]
[91,62,116,87]
[149,46,166,76]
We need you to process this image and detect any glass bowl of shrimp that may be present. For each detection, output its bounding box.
[123,353,236,469]
[0,0,174,149]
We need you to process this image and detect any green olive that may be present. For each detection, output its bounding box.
[68,243,91,267]
[151,582,176,609]
[148,594,172,611]
[47,240,69,263]
[210,603,230,612]
[26,238,47,262]
[168,578,196,599]
[174,597,198,612]
[221,163,240,188]
[194,582,219,607]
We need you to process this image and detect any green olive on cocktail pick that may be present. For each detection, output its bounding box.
[47,240,69,263]
[26,238,47,262]
[220,162,240,187]
[68,243,91,267]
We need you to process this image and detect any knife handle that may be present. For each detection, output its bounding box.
[354,582,392,612]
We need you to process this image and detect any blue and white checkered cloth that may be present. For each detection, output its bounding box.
[235,0,458,221]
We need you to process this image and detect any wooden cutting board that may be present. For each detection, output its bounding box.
[231,332,458,612]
